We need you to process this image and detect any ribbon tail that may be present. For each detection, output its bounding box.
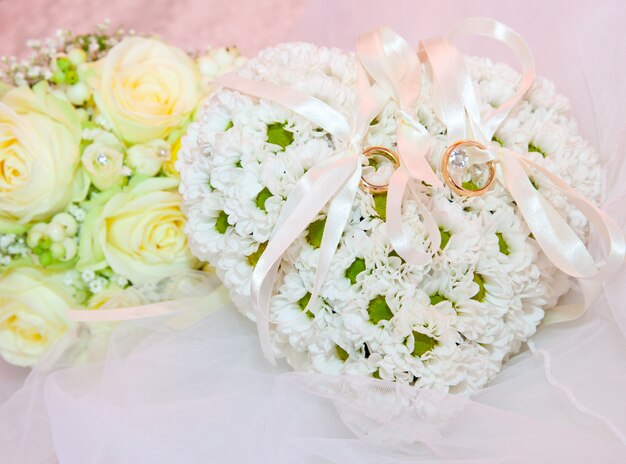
[542,279,603,325]
[255,260,280,363]
[69,284,231,333]
[250,155,358,364]
[305,161,362,313]
[517,153,626,280]
[500,154,598,279]
[500,151,625,318]
[387,168,437,265]
[409,183,441,252]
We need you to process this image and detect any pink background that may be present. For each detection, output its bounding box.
[0,0,306,56]
[0,0,624,399]
[1,0,624,151]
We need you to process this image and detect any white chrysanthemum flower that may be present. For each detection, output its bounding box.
[179,42,603,395]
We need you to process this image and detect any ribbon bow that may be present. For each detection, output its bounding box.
[215,29,440,363]
[358,28,444,260]
[420,17,625,322]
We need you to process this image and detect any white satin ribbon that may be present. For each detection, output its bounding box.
[420,17,625,323]
[358,27,443,259]
[215,28,441,363]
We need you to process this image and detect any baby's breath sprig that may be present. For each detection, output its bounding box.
[0,20,131,88]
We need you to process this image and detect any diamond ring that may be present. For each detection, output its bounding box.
[360,146,400,194]
[441,140,497,197]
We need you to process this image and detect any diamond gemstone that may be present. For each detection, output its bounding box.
[95,152,109,166]
[469,164,483,177]
[449,148,469,169]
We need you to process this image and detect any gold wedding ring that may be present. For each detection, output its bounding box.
[441,140,497,197]
[359,146,400,194]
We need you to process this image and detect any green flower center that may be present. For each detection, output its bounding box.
[412,331,437,357]
[345,257,366,284]
[215,211,229,234]
[368,295,393,324]
[429,293,448,305]
[439,227,451,250]
[496,232,510,255]
[306,218,326,249]
[472,273,487,302]
[528,143,547,158]
[297,292,315,319]
[462,180,481,191]
[266,122,294,150]
[492,135,504,146]
[246,241,267,267]
[373,193,387,221]
[388,249,405,263]
[336,345,349,362]
[255,187,272,212]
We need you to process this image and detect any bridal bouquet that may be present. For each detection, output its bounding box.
[0,24,244,367]
[180,19,622,395]
[1,14,624,464]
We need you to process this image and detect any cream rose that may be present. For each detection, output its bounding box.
[78,177,197,284]
[89,37,201,145]
[0,83,87,230]
[0,268,75,367]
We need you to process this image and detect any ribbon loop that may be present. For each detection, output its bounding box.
[447,17,536,136]
[357,27,422,110]
[421,17,624,321]
[357,28,444,265]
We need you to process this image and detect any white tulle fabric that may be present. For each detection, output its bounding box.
[2,3,626,462]
[1,263,625,463]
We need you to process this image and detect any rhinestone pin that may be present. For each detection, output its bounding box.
[95,152,109,166]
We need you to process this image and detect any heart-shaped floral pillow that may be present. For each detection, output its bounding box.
[178,39,601,395]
